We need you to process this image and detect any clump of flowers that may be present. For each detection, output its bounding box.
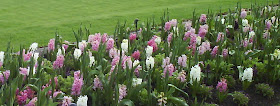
[121,39,129,53]
[77,95,88,106]
[177,71,186,82]
[93,75,103,90]
[62,96,73,106]
[240,67,253,90]
[119,84,127,102]
[53,55,64,69]
[71,71,83,96]
[216,78,228,103]
[0,70,10,84]
[178,55,187,68]
[157,92,167,106]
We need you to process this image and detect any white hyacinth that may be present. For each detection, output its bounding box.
[146,56,154,70]
[57,48,62,56]
[132,78,142,87]
[29,42,38,53]
[133,60,140,67]
[155,36,161,44]
[196,36,202,45]
[89,56,95,67]
[273,49,280,60]
[146,46,153,57]
[74,49,82,60]
[77,95,88,106]
[241,68,253,82]
[0,51,5,63]
[242,19,249,26]
[33,52,39,63]
[189,65,201,85]
[249,31,255,38]
[221,18,225,24]
[121,39,128,53]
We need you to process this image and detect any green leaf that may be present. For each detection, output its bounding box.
[167,97,188,106]
[118,99,134,106]
[26,84,39,92]
[168,84,189,98]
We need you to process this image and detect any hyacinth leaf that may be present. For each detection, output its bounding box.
[168,84,189,98]
[127,82,147,99]
[26,84,39,92]
[118,99,134,106]
[245,50,262,58]
[167,97,189,106]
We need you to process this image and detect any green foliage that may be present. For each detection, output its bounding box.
[230,91,249,106]
[255,83,274,98]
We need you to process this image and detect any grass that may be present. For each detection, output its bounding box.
[0,0,278,50]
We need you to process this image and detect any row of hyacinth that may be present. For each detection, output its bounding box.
[0,2,280,106]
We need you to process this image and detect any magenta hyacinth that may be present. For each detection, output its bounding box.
[93,76,103,90]
[16,90,28,105]
[178,55,187,68]
[0,70,10,84]
[216,78,227,92]
[53,55,64,69]
[129,33,137,41]
[106,38,115,50]
[71,71,83,96]
[163,64,175,77]
[211,46,219,57]
[48,39,55,51]
[183,28,195,40]
[23,52,32,62]
[132,50,140,60]
[240,9,247,19]
[147,39,158,52]
[91,41,100,51]
[199,14,207,23]
[119,84,127,102]
[164,21,171,32]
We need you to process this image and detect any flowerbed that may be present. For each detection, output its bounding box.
[0,3,280,106]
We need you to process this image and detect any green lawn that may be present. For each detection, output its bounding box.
[0,0,278,50]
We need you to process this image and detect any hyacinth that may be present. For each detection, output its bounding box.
[243,26,250,33]
[16,90,28,105]
[162,57,170,68]
[23,52,32,62]
[184,20,192,30]
[53,55,64,69]
[102,33,108,43]
[19,67,29,76]
[63,40,70,50]
[199,14,207,23]
[33,52,39,63]
[222,49,229,58]
[53,91,63,98]
[25,87,35,99]
[111,56,120,66]
[77,95,88,106]
[25,97,37,106]
[188,35,197,55]
[163,64,175,77]
[240,9,247,19]
[109,48,119,58]
[132,50,140,60]
[71,71,83,96]
[62,96,73,106]
[78,40,88,52]
[0,70,10,84]
[29,42,38,53]
[74,49,82,60]
[178,55,187,68]
[198,41,211,55]
[183,28,195,40]
[170,19,177,27]
[263,30,270,38]
[91,40,100,51]
[146,56,154,70]
[89,56,95,67]
[122,55,132,69]
[242,19,249,26]
[154,36,161,44]
[158,92,167,106]
[164,21,171,31]
[177,71,186,82]
[93,75,103,90]
[0,51,4,67]
[198,25,208,38]
[88,33,101,43]
[133,60,142,77]
[129,33,137,41]
[241,68,253,82]
[167,33,173,44]
[242,39,249,48]
[132,78,142,87]
[118,84,127,101]
[147,39,158,52]
[266,20,272,30]
[211,46,219,57]
[216,32,225,42]
[273,49,280,60]
[190,65,201,85]
[106,38,115,50]
[216,78,227,92]
[196,36,202,45]
[48,39,55,51]
[121,39,129,53]
[146,46,153,57]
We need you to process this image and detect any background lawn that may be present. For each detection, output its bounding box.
[0,0,278,50]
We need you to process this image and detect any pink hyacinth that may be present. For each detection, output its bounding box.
[91,41,100,51]
[111,56,120,66]
[198,25,208,38]
[19,67,29,77]
[23,52,32,62]
[93,76,103,90]
[71,71,83,96]
[167,33,173,44]
[26,87,35,99]
[266,20,272,30]
[16,90,28,105]
[162,57,170,68]
[178,55,187,68]
[163,64,175,77]
[164,22,172,32]
[88,33,102,43]
[25,97,37,106]
[106,38,115,50]
[211,46,219,57]
[62,96,73,106]
[119,84,127,101]
[122,55,132,69]
[216,78,227,92]
[0,70,10,84]
[129,33,137,41]
[48,39,55,51]
[53,55,64,69]
[147,39,158,52]
[216,32,225,42]
[177,71,186,82]
[222,49,228,58]
[184,20,192,30]
[63,40,69,50]
[240,9,247,19]
[189,35,197,55]
[134,65,142,77]
[132,50,140,60]
[198,41,211,55]
[242,39,249,48]
[170,19,177,27]
[183,28,195,40]
[109,48,119,58]
[102,33,108,43]
[199,14,207,23]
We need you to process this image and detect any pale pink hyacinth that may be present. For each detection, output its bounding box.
[88,33,102,43]
[243,26,250,33]
[48,39,55,51]
[170,19,177,27]
[222,49,228,58]
[163,64,175,77]
[240,9,247,19]
[129,33,137,41]
[216,78,227,92]
[266,20,272,30]
[122,55,132,69]
[164,22,172,31]
[78,41,87,52]
[93,76,103,90]
[162,57,170,68]
[198,41,211,55]
[109,48,119,58]
[23,51,32,62]
[178,55,187,68]
[91,41,100,51]
[211,46,219,57]
[263,30,270,38]
[177,71,186,82]
[25,97,37,106]
[167,33,173,44]
[102,33,108,43]
[106,38,115,50]
[119,84,127,102]
[53,55,64,69]
[189,35,197,55]
[184,20,192,30]
[216,32,225,42]
[183,28,195,40]
[71,71,83,96]
[199,14,207,23]
[19,67,29,77]
[62,96,73,106]
[132,50,140,60]
[111,56,120,66]
[0,70,10,84]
